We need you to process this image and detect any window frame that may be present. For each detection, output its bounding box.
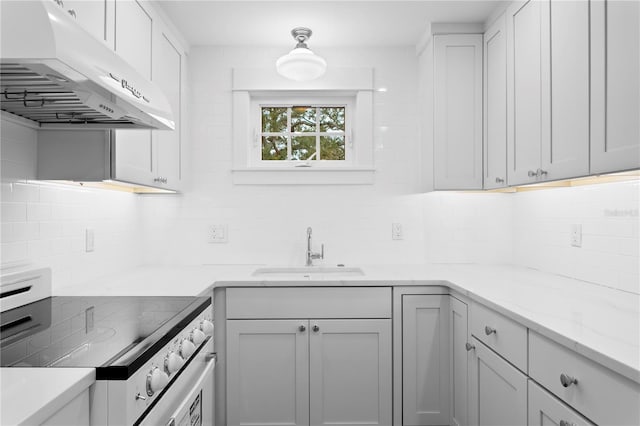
[252,96,355,167]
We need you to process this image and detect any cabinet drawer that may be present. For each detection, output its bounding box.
[226,287,391,319]
[528,380,595,426]
[529,332,640,426]
[471,302,527,371]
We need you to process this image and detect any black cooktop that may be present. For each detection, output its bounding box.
[0,295,210,379]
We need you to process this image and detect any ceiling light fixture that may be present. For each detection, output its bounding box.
[276,27,327,81]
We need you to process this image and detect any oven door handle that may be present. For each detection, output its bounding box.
[164,352,216,426]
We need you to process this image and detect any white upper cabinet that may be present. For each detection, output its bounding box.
[433,34,483,190]
[541,0,590,180]
[590,0,640,173]
[507,0,590,185]
[61,0,114,48]
[483,15,508,189]
[152,32,183,190]
[506,0,544,185]
[111,0,184,191]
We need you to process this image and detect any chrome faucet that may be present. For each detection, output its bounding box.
[306,227,324,266]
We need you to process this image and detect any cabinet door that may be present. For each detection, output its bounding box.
[540,0,590,180]
[112,0,154,186]
[506,0,543,185]
[62,0,113,48]
[484,15,508,189]
[450,296,469,426]
[309,319,392,426]
[402,295,450,426]
[152,31,182,190]
[528,380,595,426]
[226,320,310,426]
[469,338,527,426]
[434,35,483,190]
[591,0,640,173]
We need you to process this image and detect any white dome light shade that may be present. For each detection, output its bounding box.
[276,47,327,81]
[276,27,327,81]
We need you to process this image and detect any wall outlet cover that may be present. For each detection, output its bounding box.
[85,228,95,252]
[209,225,228,243]
[570,224,582,248]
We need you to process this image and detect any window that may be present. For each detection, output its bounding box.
[231,67,374,184]
[261,105,347,162]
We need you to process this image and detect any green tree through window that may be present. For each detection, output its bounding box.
[261,105,346,161]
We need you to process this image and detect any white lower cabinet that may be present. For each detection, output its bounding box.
[226,320,309,426]
[468,337,528,426]
[401,295,450,426]
[226,318,391,426]
[309,319,392,426]
[528,380,595,426]
[449,296,469,426]
[41,389,90,426]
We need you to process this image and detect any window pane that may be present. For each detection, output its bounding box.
[262,107,287,133]
[262,136,288,160]
[319,107,345,132]
[291,106,316,132]
[320,136,345,160]
[291,136,316,160]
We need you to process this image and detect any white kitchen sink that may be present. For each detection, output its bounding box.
[252,266,364,277]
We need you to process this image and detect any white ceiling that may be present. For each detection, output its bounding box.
[153,0,501,48]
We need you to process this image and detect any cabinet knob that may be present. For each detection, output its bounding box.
[538,169,548,176]
[298,325,306,332]
[495,177,505,184]
[312,325,320,332]
[528,170,538,178]
[67,9,76,19]
[484,326,497,335]
[560,373,578,388]
[559,421,576,426]
[465,342,475,351]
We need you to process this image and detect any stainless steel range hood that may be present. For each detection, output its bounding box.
[0,0,174,130]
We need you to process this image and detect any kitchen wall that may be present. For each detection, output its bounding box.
[1,44,637,295]
[1,119,143,290]
[512,180,640,294]
[139,46,431,266]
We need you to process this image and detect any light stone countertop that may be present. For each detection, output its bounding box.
[0,368,95,425]
[8,263,636,423]
[55,262,640,385]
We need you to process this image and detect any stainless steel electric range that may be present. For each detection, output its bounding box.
[0,267,215,426]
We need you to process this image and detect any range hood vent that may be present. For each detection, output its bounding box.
[0,0,174,130]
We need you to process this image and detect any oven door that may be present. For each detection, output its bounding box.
[139,338,215,426]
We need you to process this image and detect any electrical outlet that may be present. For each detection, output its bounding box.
[392,223,403,240]
[208,225,228,243]
[85,228,95,252]
[570,224,582,247]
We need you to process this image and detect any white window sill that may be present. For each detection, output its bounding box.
[231,167,376,185]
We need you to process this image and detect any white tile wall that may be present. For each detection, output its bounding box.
[1,44,637,296]
[140,46,428,266]
[1,119,143,292]
[512,181,640,294]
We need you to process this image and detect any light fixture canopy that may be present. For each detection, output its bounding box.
[276,27,327,81]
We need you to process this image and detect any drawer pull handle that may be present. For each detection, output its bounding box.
[484,326,497,335]
[465,342,475,351]
[560,373,578,388]
[559,421,576,426]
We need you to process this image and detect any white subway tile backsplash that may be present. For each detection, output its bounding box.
[2,202,27,222]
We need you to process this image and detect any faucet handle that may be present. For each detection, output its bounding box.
[320,244,324,259]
